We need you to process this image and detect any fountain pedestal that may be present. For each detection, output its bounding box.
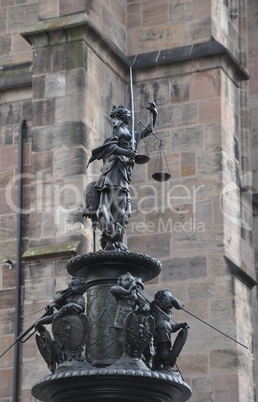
[32,251,192,402]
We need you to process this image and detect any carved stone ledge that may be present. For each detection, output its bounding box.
[20,12,129,82]
[66,250,162,284]
[32,367,192,402]
[22,240,81,263]
[20,13,249,89]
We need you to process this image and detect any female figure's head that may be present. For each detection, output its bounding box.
[110,105,131,125]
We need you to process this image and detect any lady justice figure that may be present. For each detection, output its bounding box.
[83,102,157,250]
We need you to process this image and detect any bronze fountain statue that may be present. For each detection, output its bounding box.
[22,100,192,401]
[83,102,157,251]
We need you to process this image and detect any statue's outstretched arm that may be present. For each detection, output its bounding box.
[171,296,185,310]
[137,102,158,139]
[171,322,189,333]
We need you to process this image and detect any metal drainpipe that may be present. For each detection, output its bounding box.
[13,119,26,402]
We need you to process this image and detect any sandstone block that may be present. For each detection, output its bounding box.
[0,168,13,189]
[214,374,239,402]
[21,337,38,359]
[165,152,181,179]
[24,277,55,302]
[0,215,17,240]
[184,16,212,45]
[172,228,224,255]
[55,93,84,124]
[196,199,213,226]
[1,0,14,6]
[134,79,169,110]
[134,24,184,53]
[32,76,45,100]
[190,70,220,100]
[42,212,56,238]
[169,0,192,22]
[55,259,72,278]
[199,97,221,124]
[99,4,113,38]
[178,352,209,375]
[66,68,85,96]
[127,232,171,260]
[0,184,30,215]
[54,147,87,178]
[23,213,41,239]
[191,377,214,402]
[0,241,16,263]
[33,47,51,76]
[157,103,198,129]
[162,255,207,281]
[181,151,196,176]
[192,0,212,19]
[7,3,38,33]
[25,262,53,281]
[188,279,215,299]
[205,123,222,150]
[0,9,7,32]
[22,101,32,121]
[19,388,34,402]
[32,99,55,128]
[210,298,235,322]
[197,151,222,174]
[0,368,13,398]
[210,349,248,375]
[59,0,88,17]
[11,32,31,54]
[21,358,50,390]
[142,0,169,26]
[0,34,11,56]
[39,0,59,20]
[212,197,223,226]
[2,264,16,288]
[207,253,227,277]
[143,128,170,155]
[170,75,190,103]
[127,2,142,29]
[0,102,21,126]
[0,335,14,368]
[0,310,15,335]
[113,19,127,54]
[45,73,66,99]
[32,122,89,153]
[113,0,126,25]
[171,125,204,152]
[31,151,53,175]
[1,145,19,168]
[0,127,13,146]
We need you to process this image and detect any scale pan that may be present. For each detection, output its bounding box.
[135,154,150,164]
[152,172,171,182]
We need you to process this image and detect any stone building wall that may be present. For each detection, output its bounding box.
[0,1,257,401]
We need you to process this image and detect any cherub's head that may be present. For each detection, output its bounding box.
[68,277,86,295]
[154,290,173,310]
[117,272,135,290]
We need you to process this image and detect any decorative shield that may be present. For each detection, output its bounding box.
[52,308,89,360]
[125,310,154,358]
[170,326,189,367]
[36,327,56,373]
